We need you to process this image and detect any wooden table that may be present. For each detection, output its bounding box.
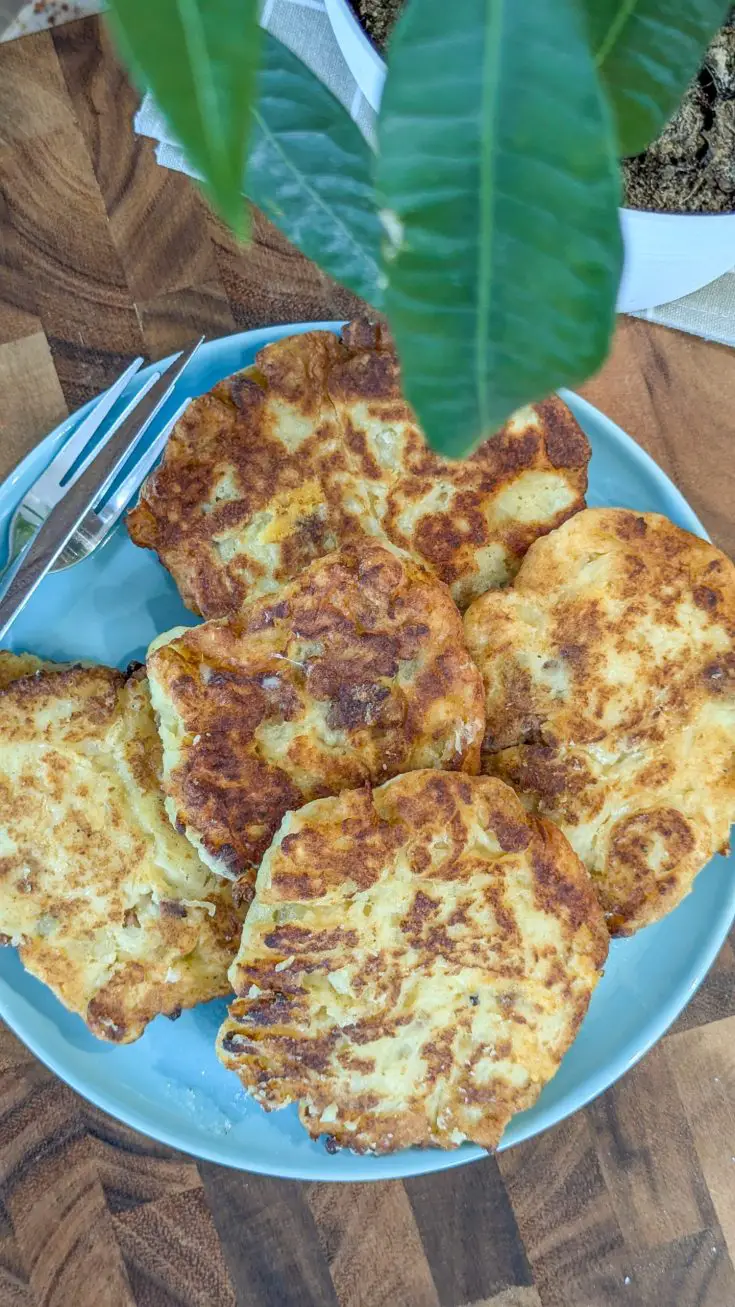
[1,18,735,1307]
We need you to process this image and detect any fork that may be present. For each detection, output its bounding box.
[48,394,191,570]
[0,341,201,640]
[4,351,197,576]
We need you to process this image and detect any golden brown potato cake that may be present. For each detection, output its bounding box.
[0,653,242,1042]
[0,651,54,688]
[147,542,485,880]
[128,329,374,618]
[216,770,608,1154]
[328,320,591,609]
[127,320,590,617]
[464,509,735,936]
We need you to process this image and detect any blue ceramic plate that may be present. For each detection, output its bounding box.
[0,322,732,1181]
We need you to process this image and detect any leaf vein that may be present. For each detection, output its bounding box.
[595,0,641,68]
[251,109,380,285]
[476,0,504,435]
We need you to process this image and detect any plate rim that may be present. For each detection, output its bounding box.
[0,321,732,1182]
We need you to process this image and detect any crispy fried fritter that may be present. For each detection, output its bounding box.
[128,330,374,618]
[216,771,608,1154]
[147,542,485,880]
[127,321,590,616]
[464,509,735,935]
[328,320,591,608]
[0,651,54,688]
[0,654,242,1042]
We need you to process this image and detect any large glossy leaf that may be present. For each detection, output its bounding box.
[246,34,384,308]
[583,0,732,156]
[376,0,623,458]
[108,0,260,233]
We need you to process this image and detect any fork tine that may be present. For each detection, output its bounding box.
[58,368,163,490]
[96,398,192,526]
[50,400,193,571]
[31,356,145,496]
[50,338,203,499]
[60,340,204,517]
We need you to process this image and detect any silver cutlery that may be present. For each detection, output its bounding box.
[0,341,202,641]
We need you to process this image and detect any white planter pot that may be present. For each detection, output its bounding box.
[617,209,735,312]
[325,0,735,314]
[324,0,386,112]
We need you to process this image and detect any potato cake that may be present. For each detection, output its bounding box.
[128,329,375,618]
[216,770,608,1154]
[147,542,485,880]
[328,320,591,608]
[127,321,590,616]
[0,653,242,1042]
[464,509,735,935]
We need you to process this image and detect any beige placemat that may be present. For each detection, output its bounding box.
[635,270,735,345]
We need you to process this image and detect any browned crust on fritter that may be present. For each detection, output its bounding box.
[148,542,485,878]
[127,331,367,617]
[329,324,590,606]
[0,651,59,688]
[0,654,243,1041]
[464,509,735,935]
[217,771,608,1154]
[127,320,590,616]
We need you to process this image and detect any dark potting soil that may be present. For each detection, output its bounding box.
[622,13,735,213]
[350,0,401,55]
[349,1,735,214]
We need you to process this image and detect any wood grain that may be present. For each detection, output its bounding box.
[1,16,735,1307]
[306,1180,440,1307]
[585,1042,716,1253]
[404,1163,533,1305]
[668,1016,735,1265]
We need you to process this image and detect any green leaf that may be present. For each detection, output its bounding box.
[246,34,384,308]
[582,0,732,157]
[107,0,260,233]
[376,0,623,458]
